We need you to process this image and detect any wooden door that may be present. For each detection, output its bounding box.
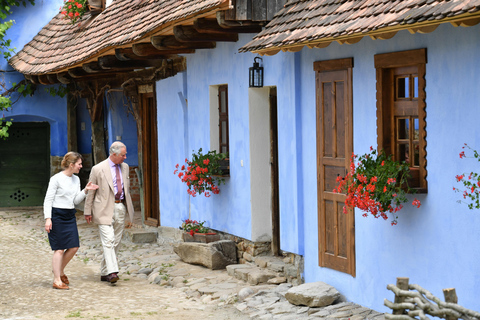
[0,122,50,207]
[141,92,160,226]
[315,58,355,276]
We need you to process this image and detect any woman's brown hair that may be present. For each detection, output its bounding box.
[61,152,83,169]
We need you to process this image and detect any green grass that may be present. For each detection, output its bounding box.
[65,310,82,318]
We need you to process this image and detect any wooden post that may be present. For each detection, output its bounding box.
[393,277,409,315]
[443,288,458,320]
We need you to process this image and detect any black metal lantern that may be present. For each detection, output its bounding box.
[249,57,264,87]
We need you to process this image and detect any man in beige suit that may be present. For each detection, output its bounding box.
[84,141,134,283]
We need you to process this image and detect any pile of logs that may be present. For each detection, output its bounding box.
[385,277,480,320]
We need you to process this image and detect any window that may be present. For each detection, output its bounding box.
[374,49,427,192]
[218,85,229,154]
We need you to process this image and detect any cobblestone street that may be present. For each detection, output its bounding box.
[0,207,384,320]
[0,207,249,320]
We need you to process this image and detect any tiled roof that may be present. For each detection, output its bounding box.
[10,0,229,75]
[240,0,480,55]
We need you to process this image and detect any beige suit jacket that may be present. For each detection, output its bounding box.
[84,159,134,225]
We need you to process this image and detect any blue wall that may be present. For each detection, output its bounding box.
[4,0,67,156]
[297,23,480,312]
[156,22,480,313]
[105,91,138,166]
[157,38,259,238]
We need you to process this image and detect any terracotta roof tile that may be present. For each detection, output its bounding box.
[240,0,480,54]
[10,0,229,75]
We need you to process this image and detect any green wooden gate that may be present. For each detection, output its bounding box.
[0,122,50,207]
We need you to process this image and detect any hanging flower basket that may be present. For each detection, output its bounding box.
[334,147,421,225]
[174,148,228,197]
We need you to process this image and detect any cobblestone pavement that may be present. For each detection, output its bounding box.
[0,207,249,320]
[0,207,385,320]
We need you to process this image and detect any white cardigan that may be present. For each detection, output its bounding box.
[43,172,86,219]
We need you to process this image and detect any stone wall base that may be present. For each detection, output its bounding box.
[157,226,304,285]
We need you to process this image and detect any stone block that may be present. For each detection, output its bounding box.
[285,282,341,307]
[173,240,237,270]
[243,252,253,262]
[267,276,287,284]
[254,256,270,268]
[247,270,277,285]
[236,267,254,281]
[284,264,298,278]
[124,229,157,243]
[268,261,285,272]
[226,264,253,277]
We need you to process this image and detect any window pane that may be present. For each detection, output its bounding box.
[397,118,409,140]
[221,120,227,142]
[398,143,410,164]
[413,118,419,141]
[220,91,227,113]
[413,143,420,167]
[413,76,418,98]
[221,146,227,154]
[396,76,409,99]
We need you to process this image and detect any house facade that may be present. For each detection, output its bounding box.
[7,0,480,314]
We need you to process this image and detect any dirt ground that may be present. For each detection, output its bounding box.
[0,207,249,320]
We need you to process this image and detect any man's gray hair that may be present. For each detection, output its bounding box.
[109,141,126,156]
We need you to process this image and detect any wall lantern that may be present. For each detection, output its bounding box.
[249,57,264,88]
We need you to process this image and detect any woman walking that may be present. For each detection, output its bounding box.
[44,152,98,289]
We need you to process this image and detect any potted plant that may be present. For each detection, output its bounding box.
[174,148,228,197]
[60,0,88,24]
[59,0,104,24]
[454,143,480,209]
[334,147,421,225]
[179,219,220,243]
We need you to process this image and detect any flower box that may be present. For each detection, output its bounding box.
[182,232,220,243]
[215,158,230,176]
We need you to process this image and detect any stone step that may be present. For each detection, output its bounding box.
[227,263,285,286]
[124,228,158,243]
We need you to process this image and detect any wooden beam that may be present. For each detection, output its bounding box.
[194,18,262,34]
[98,55,165,69]
[57,72,72,84]
[38,74,54,85]
[132,43,166,57]
[68,67,90,78]
[82,61,104,73]
[408,25,438,34]
[216,10,261,28]
[47,74,59,84]
[173,25,238,42]
[115,47,180,61]
[370,31,397,40]
[451,17,480,27]
[151,35,214,50]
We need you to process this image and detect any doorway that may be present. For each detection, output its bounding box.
[140,92,160,226]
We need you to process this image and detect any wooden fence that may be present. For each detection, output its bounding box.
[385,277,480,320]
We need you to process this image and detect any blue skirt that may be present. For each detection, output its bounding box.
[48,207,80,251]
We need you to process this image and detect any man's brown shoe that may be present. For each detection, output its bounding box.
[53,282,69,290]
[106,273,119,283]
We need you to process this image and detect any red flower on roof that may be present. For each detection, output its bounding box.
[60,0,88,24]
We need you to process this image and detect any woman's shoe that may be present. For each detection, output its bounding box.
[60,274,69,284]
[53,282,69,290]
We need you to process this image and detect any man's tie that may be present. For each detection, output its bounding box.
[115,164,122,200]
